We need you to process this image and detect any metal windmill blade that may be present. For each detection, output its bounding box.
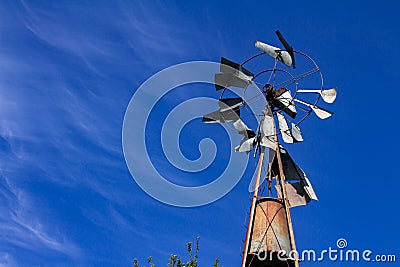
[253,30,296,68]
[218,97,243,111]
[233,119,256,138]
[275,30,296,68]
[276,112,294,144]
[233,119,256,153]
[214,57,254,91]
[293,98,334,119]
[269,146,318,207]
[291,123,303,142]
[201,97,258,153]
[259,105,277,150]
[255,41,293,67]
[202,97,243,123]
[297,87,337,103]
[235,137,256,153]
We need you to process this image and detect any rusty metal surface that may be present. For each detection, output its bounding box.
[249,198,291,254]
[276,182,308,208]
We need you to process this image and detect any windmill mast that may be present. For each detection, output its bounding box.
[275,137,298,267]
[203,30,336,267]
[241,146,265,267]
[241,107,299,267]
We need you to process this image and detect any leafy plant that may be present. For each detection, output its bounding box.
[133,237,223,267]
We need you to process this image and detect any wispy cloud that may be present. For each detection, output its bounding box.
[0,172,81,265]
[0,252,18,267]
[0,0,229,265]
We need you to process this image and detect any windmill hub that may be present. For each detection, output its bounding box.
[263,85,287,104]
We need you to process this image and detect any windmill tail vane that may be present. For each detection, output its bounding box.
[202,30,337,267]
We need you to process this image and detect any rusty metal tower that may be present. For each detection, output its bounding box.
[203,31,336,267]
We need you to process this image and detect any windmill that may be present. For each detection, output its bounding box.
[203,31,337,267]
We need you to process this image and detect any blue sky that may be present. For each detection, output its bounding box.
[0,1,399,266]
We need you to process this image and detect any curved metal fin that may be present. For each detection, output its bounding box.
[233,119,255,138]
[321,88,337,103]
[214,73,251,91]
[219,97,243,111]
[303,176,318,201]
[269,146,305,180]
[260,105,276,150]
[234,137,256,153]
[220,57,253,77]
[297,88,337,103]
[294,99,333,119]
[277,112,293,143]
[203,98,243,123]
[276,182,308,208]
[233,119,249,133]
[275,30,296,68]
[291,123,303,142]
[215,57,253,91]
[233,119,256,153]
[202,110,221,123]
[202,108,240,123]
[311,105,333,119]
[255,40,292,67]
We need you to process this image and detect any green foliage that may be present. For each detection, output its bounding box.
[147,256,155,267]
[134,237,223,267]
[212,259,221,267]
